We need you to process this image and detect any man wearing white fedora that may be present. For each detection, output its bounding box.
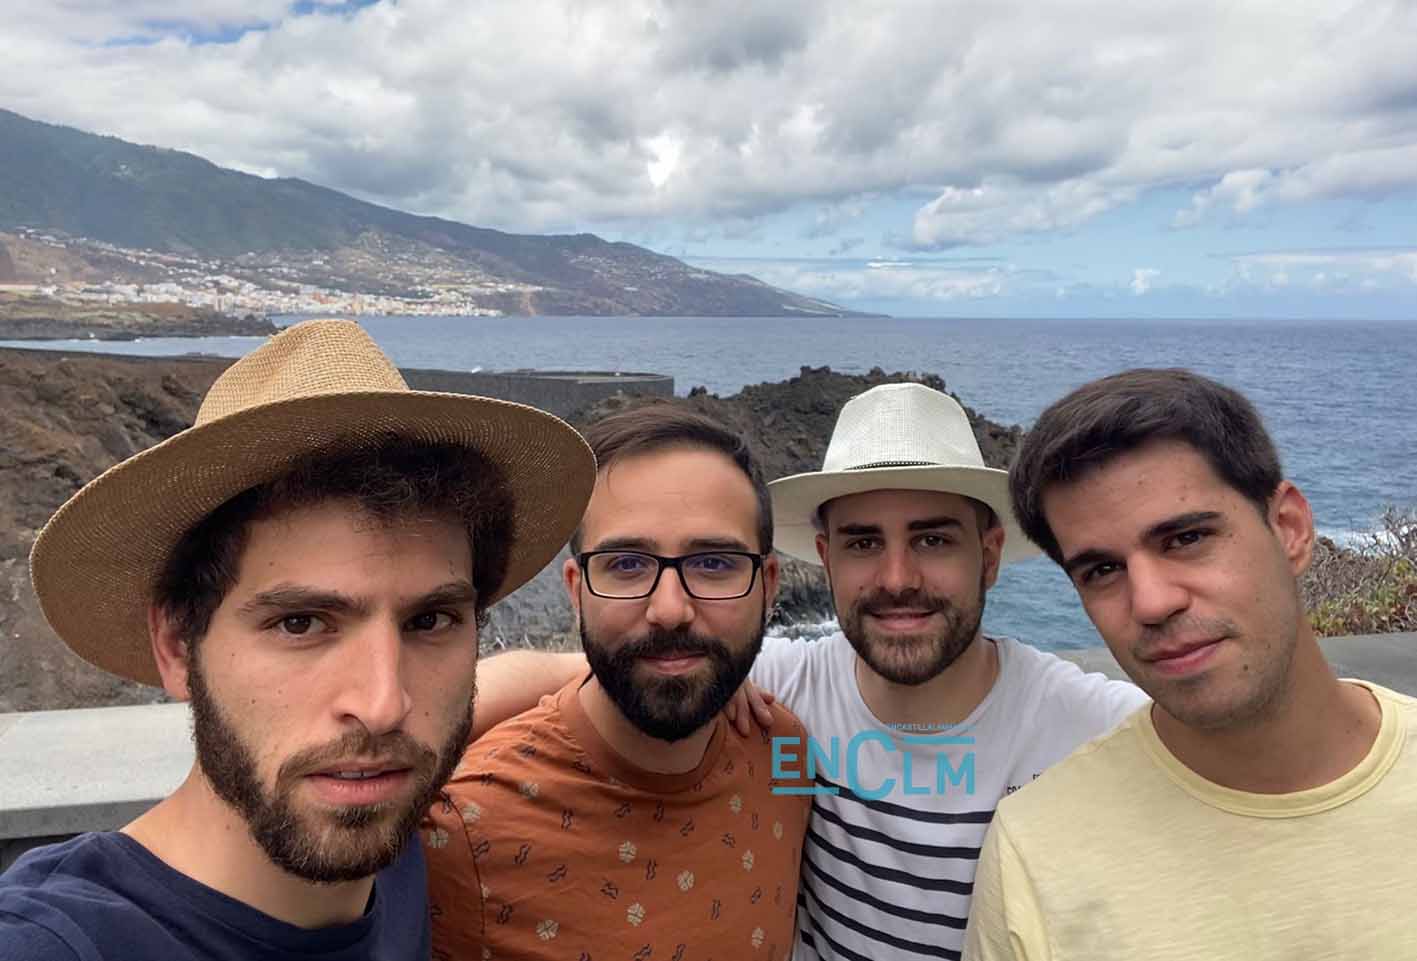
[751,382,1145,961]
[0,319,595,960]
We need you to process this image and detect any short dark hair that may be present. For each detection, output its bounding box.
[154,437,514,647]
[571,402,773,553]
[1010,368,1283,564]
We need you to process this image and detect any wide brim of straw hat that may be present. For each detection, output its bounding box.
[30,390,594,687]
[770,464,1041,567]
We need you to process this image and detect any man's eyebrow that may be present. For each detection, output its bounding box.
[907,516,965,532]
[589,536,658,552]
[588,536,753,553]
[1060,512,1225,578]
[235,586,368,618]
[1145,511,1223,542]
[835,522,882,536]
[683,537,752,552]
[408,581,478,612]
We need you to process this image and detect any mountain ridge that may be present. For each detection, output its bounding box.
[0,108,875,317]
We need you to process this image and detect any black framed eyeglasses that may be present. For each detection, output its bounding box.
[577,550,767,600]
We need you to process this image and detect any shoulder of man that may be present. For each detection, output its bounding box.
[996,636,1149,736]
[750,631,845,703]
[424,682,585,961]
[993,705,1150,835]
[0,835,138,961]
[0,911,84,961]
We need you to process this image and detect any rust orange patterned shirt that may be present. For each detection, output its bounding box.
[423,676,812,961]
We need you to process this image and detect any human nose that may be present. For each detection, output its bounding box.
[1127,555,1189,627]
[875,542,922,594]
[644,560,696,630]
[334,622,413,736]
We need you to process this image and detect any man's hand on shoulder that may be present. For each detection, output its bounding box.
[723,678,778,737]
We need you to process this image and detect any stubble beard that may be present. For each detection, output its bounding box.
[837,576,986,686]
[187,654,473,884]
[1140,610,1298,732]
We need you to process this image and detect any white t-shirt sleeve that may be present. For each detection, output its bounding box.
[1034,654,1150,743]
[995,639,1150,779]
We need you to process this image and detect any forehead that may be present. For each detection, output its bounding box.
[1042,441,1233,549]
[580,446,759,549]
[823,488,980,528]
[235,500,473,584]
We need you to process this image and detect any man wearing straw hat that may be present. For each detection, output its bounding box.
[0,319,594,960]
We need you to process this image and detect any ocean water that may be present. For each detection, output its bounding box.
[8,315,1415,649]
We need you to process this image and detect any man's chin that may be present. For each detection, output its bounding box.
[854,632,967,686]
[261,799,418,883]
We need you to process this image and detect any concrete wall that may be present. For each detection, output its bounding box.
[401,369,673,419]
[3,632,1413,869]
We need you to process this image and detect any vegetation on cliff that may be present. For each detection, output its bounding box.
[1304,509,1417,637]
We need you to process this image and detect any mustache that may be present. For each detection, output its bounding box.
[609,626,733,663]
[276,729,436,783]
[1137,614,1239,649]
[857,587,949,616]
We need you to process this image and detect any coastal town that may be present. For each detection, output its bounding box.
[0,226,528,318]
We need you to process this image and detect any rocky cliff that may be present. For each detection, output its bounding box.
[0,350,1019,712]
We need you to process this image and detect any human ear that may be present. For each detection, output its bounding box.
[148,605,194,701]
[1268,481,1315,575]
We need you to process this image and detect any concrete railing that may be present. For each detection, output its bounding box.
[3,632,1412,870]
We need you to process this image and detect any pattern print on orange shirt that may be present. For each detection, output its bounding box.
[423,676,812,961]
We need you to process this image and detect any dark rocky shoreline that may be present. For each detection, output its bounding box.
[0,294,278,341]
[0,350,1019,713]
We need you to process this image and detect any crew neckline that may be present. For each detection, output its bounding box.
[840,633,1010,742]
[106,832,380,950]
[1135,680,1404,818]
[557,674,729,794]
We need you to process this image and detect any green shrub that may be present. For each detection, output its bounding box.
[1303,508,1417,637]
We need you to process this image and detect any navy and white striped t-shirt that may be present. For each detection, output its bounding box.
[750,632,1147,961]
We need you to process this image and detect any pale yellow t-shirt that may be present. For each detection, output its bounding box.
[964,682,1417,960]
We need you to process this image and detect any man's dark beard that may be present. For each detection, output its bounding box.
[581,620,763,743]
[187,653,473,884]
[837,577,986,686]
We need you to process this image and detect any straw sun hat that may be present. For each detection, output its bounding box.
[29,319,596,687]
[769,382,1040,567]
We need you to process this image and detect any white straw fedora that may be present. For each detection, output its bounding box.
[769,382,1039,567]
[29,319,596,687]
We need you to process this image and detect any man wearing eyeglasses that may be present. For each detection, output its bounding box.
[422,404,812,961]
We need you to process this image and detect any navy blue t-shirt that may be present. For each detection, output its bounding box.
[0,832,431,960]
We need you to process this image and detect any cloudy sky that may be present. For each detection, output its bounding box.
[5,0,1416,317]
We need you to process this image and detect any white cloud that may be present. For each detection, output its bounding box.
[1131,268,1160,294]
[698,258,1017,303]
[912,178,1135,248]
[1230,248,1417,291]
[2,0,1416,241]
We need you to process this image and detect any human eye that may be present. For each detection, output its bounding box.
[915,532,955,550]
[686,552,746,578]
[1076,561,1122,587]
[405,610,463,634]
[843,536,881,553]
[269,613,333,637]
[600,552,654,577]
[1164,528,1212,551]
